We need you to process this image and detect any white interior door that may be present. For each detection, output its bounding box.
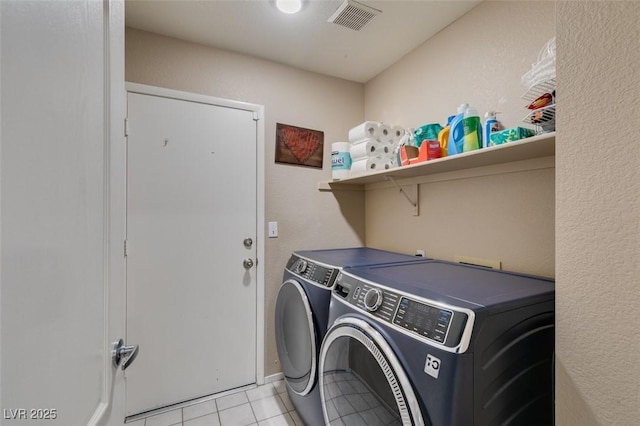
[125,87,258,416]
[1,1,127,425]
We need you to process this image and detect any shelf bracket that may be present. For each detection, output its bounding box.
[385,176,419,216]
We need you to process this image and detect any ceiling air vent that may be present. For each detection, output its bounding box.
[328,0,381,31]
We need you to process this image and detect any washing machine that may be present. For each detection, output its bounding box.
[319,260,555,426]
[275,248,427,426]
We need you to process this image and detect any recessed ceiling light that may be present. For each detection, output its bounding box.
[276,0,302,14]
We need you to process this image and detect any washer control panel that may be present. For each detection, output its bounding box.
[334,272,469,349]
[394,297,452,345]
[286,254,338,288]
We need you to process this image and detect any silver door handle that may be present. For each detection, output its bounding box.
[112,338,139,371]
[243,258,254,269]
[243,237,253,248]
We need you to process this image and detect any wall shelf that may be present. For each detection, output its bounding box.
[318,131,555,190]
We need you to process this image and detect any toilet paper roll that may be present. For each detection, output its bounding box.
[374,154,394,167]
[350,138,381,160]
[350,157,381,176]
[380,160,394,170]
[331,142,352,180]
[348,121,381,142]
[369,144,394,163]
[391,126,405,143]
[377,123,393,143]
[378,142,394,156]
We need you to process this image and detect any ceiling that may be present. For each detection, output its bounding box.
[125,0,482,83]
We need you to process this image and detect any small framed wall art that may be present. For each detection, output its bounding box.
[275,123,324,168]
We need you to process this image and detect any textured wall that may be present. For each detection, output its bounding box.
[364,1,556,134]
[363,1,556,277]
[556,2,640,424]
[125,29,366,377]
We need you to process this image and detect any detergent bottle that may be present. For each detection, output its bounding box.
[462,106,482,152]
[438,115,455,157]
[447,103,468,156]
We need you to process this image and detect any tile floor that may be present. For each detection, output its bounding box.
[127,380,303,426]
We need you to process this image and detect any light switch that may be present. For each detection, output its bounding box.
[268,222,278,238]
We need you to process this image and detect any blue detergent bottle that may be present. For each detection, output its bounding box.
[447,103,469,156]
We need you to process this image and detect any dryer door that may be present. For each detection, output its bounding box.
[275,279,317,395]
[319,317,426,426]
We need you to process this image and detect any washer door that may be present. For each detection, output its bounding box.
[275,279,317,395]
[319,317,425,426]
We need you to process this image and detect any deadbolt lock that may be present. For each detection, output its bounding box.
[243,237,253,248]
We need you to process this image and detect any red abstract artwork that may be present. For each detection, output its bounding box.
[275,123,324,168]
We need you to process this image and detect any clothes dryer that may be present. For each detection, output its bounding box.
[319,260,555,426]
[275,248,426,426]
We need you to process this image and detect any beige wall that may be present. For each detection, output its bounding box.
[556,2,640,424]
[125,29,366,377]
[363,1,556,277]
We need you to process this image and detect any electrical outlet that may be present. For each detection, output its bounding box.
[415,249,426,257]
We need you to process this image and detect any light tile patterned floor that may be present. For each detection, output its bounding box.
[128,380,303,426]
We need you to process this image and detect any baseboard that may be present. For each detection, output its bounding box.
[264,372,284,384]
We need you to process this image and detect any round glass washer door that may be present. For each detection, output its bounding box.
[319,317,426,426]
[275,279,317,395]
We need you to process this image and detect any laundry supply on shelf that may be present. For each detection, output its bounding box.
[400,140,442,166]
[436,115,453,158]
[462,107,482,152]
[489,127,536,146]
[447,103,469,156]
[483,111,501,148]
[414,123,443,147]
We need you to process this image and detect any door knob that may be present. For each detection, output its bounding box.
[112,338,139,371]
[243,237,253,248]
[243,258,254,269]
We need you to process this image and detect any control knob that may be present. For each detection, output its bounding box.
[363,288,384,312]
[296,259,308,274]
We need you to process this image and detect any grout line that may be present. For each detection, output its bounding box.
[133,383,294,426]
[127,384,258,424]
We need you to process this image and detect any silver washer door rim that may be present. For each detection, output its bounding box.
[275,279,317,396]
[318,316,425,426]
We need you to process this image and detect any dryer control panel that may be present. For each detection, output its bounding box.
[334,272,472,351]
[286,254,339,288]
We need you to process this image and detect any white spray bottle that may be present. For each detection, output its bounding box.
[483,111,501,148]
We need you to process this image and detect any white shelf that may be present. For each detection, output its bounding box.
[319,132,555,190]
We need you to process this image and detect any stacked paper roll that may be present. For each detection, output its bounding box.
[350,138,382,161]
[391,126,405,141]
[377,123,393,144]
[347,121,405,176]
[348,121,381,142]
[350,157,381,175]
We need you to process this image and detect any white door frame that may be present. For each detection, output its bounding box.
[94,2,127,424]
[124,82,266,387]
